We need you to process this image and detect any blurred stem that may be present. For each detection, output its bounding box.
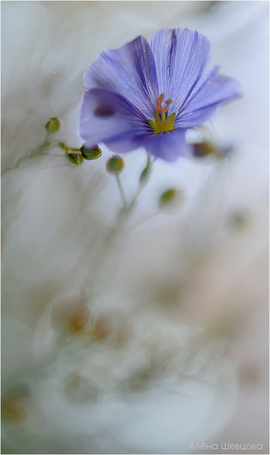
[131,210,159,230]
[80,151,156,302]
[128,153,154,211]
[18,137,83,165]
[115,152,155,228]
[208,121,228,155]
[68,147,81,152]
[115,174,127,208]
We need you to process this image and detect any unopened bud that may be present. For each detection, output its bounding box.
[51,298,90,334]
[67,153,83,166]
[192,141,215,158]
[159,188,177,207]
[81,144,102,160]
[45,117,61,133]
[106,155,124,174]
[228,211,248,230]
[92,312,131,346]
[2,398,25,422]
[93,315,113,340]
[1,384,30,422]
[69,308,90,333]
[140,166,150,182]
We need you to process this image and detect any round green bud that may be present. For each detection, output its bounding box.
[228,211,248,230]
[45,117,61,133]
[81,144,102,160]
[67,153,84,166]
[159,188,177,207]
[106,155,124,174]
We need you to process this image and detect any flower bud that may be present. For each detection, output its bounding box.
[67,153,83,166]
[140,166,150,182]
[69,307,90,333]
[45,117,61,133]
[93,314,113,340]
[1,384,30,422]
[228,211,248,230]
[51,298,90,335]
[92,312,131,346]
[106,155,124,174]
[81,144,102,160]
[159,188,177,207]
[192,141,215,158]
[2,398,25,422]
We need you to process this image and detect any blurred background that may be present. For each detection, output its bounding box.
[1,1,269,453]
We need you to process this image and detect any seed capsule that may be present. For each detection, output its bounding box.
[159,188,177,206]
[45,117,61,133]
[106,155,124,174]
[192,141,215,158]
[67,153,84,166]
[81,144,102,160]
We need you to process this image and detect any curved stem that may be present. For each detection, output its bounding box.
[68,147,82,152]
[127,152,155,213]
[131,210,159,230]
[115,174,127,209]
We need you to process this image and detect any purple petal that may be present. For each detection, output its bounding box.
[79,89,150,148]
[83,36,158,118]
[104,129,189,163]
[175,66,242,128]
[149,28,211,115]
[103,135,143,154]
[142,129,189,162]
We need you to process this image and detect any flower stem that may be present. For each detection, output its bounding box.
[67,147,82,152]
[78,151,155,304]
[127,153,155,213]
[131,210,159,230]
[115,174,127,208]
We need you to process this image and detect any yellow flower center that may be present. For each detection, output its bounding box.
[148,94,176,134]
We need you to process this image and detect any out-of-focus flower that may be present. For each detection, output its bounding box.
[191,141,216,158]
[79,28,241,162]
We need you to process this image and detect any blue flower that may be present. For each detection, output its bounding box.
[79,28,241,162]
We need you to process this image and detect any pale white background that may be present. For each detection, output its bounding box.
[2,1,269,453]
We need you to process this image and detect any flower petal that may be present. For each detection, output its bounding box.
[149,28,211,115]
[175,66,242,128]
[79,89,150,148]
[83,36,158,118]
[103,135,142,154]
[104,129,189,162]
[142,129,189,162]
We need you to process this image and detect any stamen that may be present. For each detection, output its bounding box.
[155,105,163,114]
[148,94,176,134]
[159,93,165,102]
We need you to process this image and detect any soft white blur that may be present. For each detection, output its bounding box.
[1,2,268,454]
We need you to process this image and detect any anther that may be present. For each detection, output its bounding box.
[149,94,175,134]
[159,93,165,102]
[155,105,163,113]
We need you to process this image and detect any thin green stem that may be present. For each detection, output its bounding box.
[79,151,156,304]
[115,173,127,208]
[38,142,83,156]
[68,147,82,152]
[127,152,155,213]
[131,210,159,230]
